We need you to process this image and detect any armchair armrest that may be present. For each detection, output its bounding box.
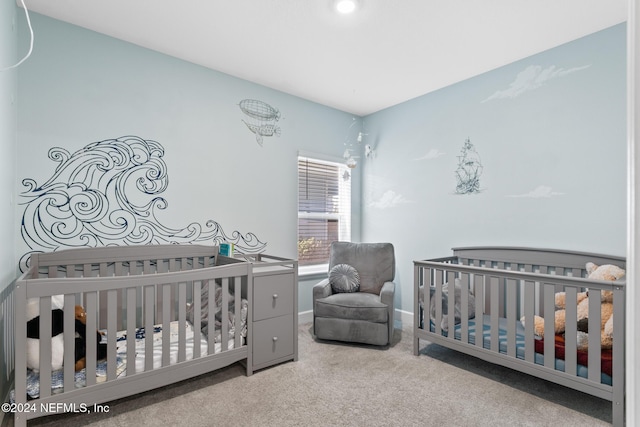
[380,281,395,343]
[379,281,395,307]
[313,278,333,303]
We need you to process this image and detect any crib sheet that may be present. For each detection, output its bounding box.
[427,314,612,385]
[11,302,248,402]
[10,357,125,402]
[114,319,240,375]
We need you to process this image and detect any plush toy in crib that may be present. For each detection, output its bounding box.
[73,305,108,371]
[521,262,625,351]
[26,299,107,372]
[429,280,476,333]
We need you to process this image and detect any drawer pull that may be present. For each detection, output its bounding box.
[272,293,278,299]
[272,337,278,342]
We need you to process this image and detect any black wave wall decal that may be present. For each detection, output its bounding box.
[19,136,266,271]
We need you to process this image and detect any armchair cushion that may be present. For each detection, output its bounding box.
[314,292,388,323]
[329,264,360,293]
[329,242,394,294]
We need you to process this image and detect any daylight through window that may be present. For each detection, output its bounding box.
[297,156,351,266]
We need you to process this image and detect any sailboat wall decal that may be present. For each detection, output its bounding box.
[455,137,484,195]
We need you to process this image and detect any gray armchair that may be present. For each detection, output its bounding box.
[312,242,395,346]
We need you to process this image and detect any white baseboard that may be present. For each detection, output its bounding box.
[395,309,413,328]
[298,310,313,325]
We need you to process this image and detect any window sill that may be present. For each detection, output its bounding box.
[299,263,328,279]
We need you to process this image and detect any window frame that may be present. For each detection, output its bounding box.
[297,154,352,274]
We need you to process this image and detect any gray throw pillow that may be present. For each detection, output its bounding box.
[329,264,360,293]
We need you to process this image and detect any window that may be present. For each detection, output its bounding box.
[297,156,351,267]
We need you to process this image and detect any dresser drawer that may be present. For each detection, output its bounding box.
[253,273,294,321]
[252,314,294,366]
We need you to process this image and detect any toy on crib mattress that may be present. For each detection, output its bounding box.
[26,300,107,372]
[520,262,625,351]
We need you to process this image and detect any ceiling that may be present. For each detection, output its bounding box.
[18,0,628,116]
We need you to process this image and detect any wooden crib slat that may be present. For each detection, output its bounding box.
[496,262,506,318]
[39,297,52,398]
[208,280,215,353]
[162,284,171,367]
[234,276,242,348]
[193,281,202,358]
[489,276,499,352]
[538,265,548,318]
[543,283,555,369]
[178,282,187,362]
[523,280,535,363]
[434,270,443,334]
[587,290,602,381]
[144,285,155,371]
[107,289,118,380]
[126,287,137,376]
[459,273,470,343]
[85,291,98,386]
[413,265,421,355]
[63,294,76,391]
[506,279,517,358]
[564,287,578,375]
[221,277,229,352]
[612,286,625,426]
[446,271,455,336]
[474,274,483,349]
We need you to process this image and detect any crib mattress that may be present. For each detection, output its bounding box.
[114,319,240,375]
[427,314,612,385]
[12,319,244,402]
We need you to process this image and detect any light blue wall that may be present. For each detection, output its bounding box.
[14,14,627,319]
[0,0,18,413]
[0,0,18,284]
[16,13,362,313]
[362,24,627,314]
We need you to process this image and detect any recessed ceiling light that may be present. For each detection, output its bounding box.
[335,0,358,14]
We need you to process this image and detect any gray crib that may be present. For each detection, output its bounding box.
[10,244,298,426]
[413,247,626,426]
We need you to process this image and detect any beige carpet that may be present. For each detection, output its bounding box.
[21,322,611,427]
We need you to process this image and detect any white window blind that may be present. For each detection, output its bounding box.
[297,156,351,266]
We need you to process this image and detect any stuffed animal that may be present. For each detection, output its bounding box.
[521,262,625,351]
[26,299,107,372]
[73,305,108,371]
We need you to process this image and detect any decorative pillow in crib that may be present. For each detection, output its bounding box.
[329,264,360,293]
[186,281,235,337]
[429,280,476,333]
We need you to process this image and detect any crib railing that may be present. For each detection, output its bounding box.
[13,248,252,424]
[414,259,625,397]
[414,247,626,426]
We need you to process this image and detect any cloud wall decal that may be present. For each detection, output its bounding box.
[414,148,446,161]
[368,190,412,209]
[483,64,591,102]
[507,185,565,198]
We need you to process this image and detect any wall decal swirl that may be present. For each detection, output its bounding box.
[19,136,266,271]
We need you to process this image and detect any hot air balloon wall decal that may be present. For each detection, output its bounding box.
[238,99,282,146]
